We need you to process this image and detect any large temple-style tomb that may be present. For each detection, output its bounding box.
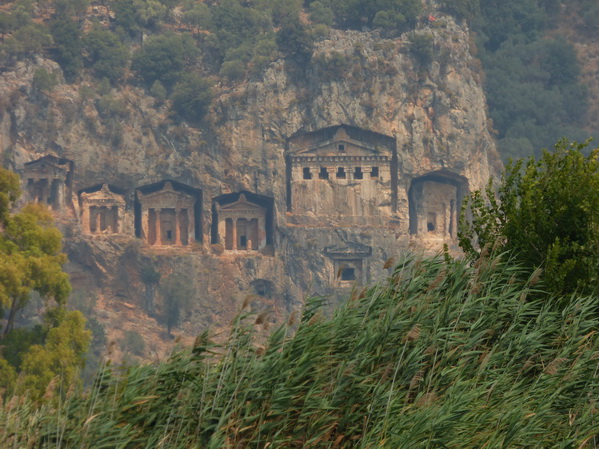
[22,155,74,211]
[136,181,202,246]
[212,191,274,252]
[286,125,397,221]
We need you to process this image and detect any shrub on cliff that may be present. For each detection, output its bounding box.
[170,73,212,123]
[131,32,198,89]
[83,26,128,84]
[330,0,421,31]
[459,138,599,300]
[49,17,82,81]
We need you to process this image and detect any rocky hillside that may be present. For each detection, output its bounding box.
[1,2,499,361]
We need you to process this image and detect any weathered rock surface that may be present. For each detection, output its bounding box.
[0,14,500,359]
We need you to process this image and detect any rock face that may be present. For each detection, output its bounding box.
[0,15,499,355]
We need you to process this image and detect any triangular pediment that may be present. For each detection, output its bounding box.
[220,194,266,213]
[81,184,125,204]
[138,181,194,203]
[24,160,68,175]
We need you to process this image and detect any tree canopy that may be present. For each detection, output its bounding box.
[459,139,599,299]
[0,168,90,399]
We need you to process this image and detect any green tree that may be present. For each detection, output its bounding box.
[18,310,91,399]
[170,73,212,123]
[132,32,197,88]
[4,23,52,57]
[50,17,82,81]
[181,2,212,33]
[276,16,314,63]
[149,80,167,104]
[459,139,599,298]
[309,1,334,26]
[113,0,165,33]
[32,68,58,92]
[83,26,128,83]
[0,170,71,338]
[331,0,421,31]
[159,273,193,335]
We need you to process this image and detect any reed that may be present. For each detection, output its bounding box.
[1,254,597,448]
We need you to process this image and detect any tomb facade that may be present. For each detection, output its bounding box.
[136,181,202,246]
[408,171,468,239]
[287,125,397,224]
[22,155,74,211]
[213,193,271,252]
[324,243,372,288]
[80,184,125,235]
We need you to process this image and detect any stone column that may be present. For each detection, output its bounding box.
[141,208,149,243]
[232,218,238,250]
[257,216,266,249]
[117,205,124,234]
[155,208,162,246]
[56,180,65,210]
[81,202,90,234]
[95,209,102,234]
[175,208,182,246]
[188,207,195,244]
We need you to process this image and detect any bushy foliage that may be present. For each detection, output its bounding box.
[1,255,597,447]
[409,32,434,66]
[123,330,145,356]
[32,68,58,92]
[329,0,421,32]
[459,139,599,299]
[83,26,128,83]
[131,32,197,88]
[472,0,592,160]
[113,0,166,34]
[19,310,91,399]
[49,17,82,81]
[0,168,90,400]
[276,16,314,63]
[159,273,194,334]
[170,73,212,123]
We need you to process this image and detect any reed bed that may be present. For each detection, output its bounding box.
[1,254,597,448]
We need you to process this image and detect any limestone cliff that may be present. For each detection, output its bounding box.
[0,13,499,359]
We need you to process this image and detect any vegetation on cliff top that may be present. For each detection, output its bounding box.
[0,0,596,158]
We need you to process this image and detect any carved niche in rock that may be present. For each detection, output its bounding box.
[212,191,275,253]
[22,155,74,211]
[408,171,469,239]
[135,181,202,247]
[286,125,397,221]
[215,194,265,251]
[324,242,373,288]
[80,184,125,235]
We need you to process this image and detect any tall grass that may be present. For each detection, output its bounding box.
[1,253,597,448]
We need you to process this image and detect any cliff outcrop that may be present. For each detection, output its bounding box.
[0,13,499,358]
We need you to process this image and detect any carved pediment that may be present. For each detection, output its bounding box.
[138,182,192,201]
[81,184,125,205]
[24,161,68,178]
[218,193,266,215]
[324,242,373,259]
[290,125,393,159]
